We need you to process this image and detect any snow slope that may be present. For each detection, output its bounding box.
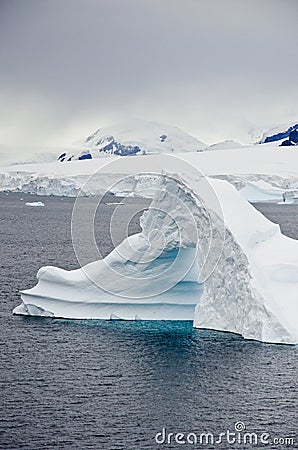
[13,158,298,344]
[0,146,62,167]
[206,140,244,151]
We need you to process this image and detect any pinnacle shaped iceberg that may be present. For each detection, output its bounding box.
[13,157,298,344]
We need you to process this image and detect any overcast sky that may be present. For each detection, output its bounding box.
[0,0,297,151]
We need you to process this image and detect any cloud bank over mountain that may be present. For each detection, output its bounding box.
[0,0,298,153]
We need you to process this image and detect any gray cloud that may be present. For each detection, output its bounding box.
[0,0,297,152]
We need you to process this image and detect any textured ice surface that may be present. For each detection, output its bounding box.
[13,163,298,344]
[195,180,298,344]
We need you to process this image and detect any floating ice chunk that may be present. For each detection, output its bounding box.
[25,201,45,207]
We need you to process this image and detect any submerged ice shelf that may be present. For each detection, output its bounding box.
[13,157,298,345]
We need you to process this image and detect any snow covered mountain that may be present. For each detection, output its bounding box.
[0,120,207,166]
[259,121,298,146]
[62,119,207,160]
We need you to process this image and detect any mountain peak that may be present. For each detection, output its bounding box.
[82,119,207,157]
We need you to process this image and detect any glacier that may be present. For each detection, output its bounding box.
[12,155,298,345]
[3,142,298,198]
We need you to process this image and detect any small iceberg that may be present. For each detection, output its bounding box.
[239,180,298,203]
[25,201,45,207]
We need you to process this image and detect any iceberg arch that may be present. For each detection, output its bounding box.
[13,157,298,344]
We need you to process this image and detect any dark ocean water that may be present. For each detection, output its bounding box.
[0,194,297,450]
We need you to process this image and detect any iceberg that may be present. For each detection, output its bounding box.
[239,180,284,203]
[13,155,298,344]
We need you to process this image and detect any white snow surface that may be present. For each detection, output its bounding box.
[12,155,298,344]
